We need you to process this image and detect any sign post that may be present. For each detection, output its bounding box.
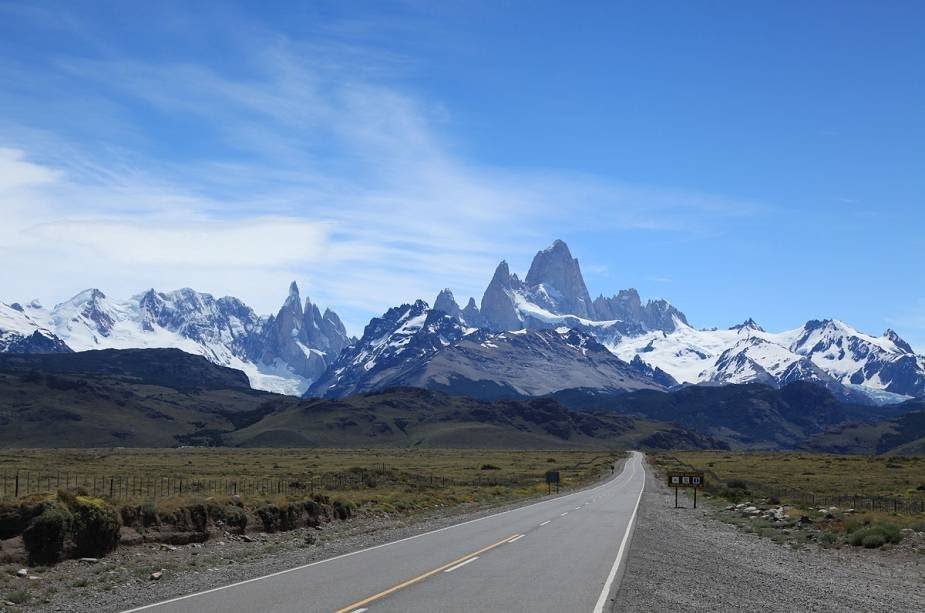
[545,470,560,494]
[666,471,705,508]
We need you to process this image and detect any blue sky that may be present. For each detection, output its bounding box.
[1,1,923,348]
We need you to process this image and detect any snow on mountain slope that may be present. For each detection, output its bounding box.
[610,318,924,402]
[1,285,347,396]
[308,299,669,399]
[0,301,71,353]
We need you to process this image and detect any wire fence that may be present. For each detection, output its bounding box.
[0,463,551,502]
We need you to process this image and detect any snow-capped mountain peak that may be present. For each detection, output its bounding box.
[730,318,765,333]
[1,283,350,396]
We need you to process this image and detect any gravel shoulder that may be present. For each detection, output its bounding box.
[612,462,925,612]
[4,459,625,613]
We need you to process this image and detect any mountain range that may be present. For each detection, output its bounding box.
[4,347,923,453]
[2,239,923,404]
[0,349,723,450]
[0,283,349,395]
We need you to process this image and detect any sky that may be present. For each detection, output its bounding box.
[0,1,923,349]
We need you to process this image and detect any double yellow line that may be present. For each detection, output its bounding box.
[335,533,520,612]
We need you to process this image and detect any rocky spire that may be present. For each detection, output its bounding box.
[480,261,522,331]
[883,329,914,354]
[523,240,594,318]
[434,289,463,320]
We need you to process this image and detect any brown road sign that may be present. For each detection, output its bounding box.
[667,471,705,488]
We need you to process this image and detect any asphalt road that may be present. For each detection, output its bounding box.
[125,451,647,613]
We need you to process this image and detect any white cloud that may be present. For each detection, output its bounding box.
[0,21,764,334]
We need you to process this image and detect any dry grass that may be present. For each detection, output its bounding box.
[663,451,925,499]
[0,448,621,514]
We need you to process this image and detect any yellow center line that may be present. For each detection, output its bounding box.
[334,533,520,613]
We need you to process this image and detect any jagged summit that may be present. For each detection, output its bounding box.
[1,282,350,396]
[884,329,914,354]
[522,239,594,319]
[3,239,923,403]
[730,318,765,332]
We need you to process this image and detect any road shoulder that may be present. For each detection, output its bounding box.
[612,460,925,612]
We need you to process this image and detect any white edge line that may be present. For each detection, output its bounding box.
[349,609,368,613]
[507,534,525,543]
[592,452,645,613]
[539,520,551,526]
[443,556,479,573]
[560,512,568,516]
[120,456,633,612]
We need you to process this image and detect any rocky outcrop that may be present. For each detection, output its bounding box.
[523,239,594,318]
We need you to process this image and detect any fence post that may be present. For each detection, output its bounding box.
[15,472,19,498]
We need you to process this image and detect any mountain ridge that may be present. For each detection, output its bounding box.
[3,239,923,402]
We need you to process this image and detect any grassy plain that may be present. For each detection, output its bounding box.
[653,451,925,549]
[663,451,925,499]
[0,448,621,513]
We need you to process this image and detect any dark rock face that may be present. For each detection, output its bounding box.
[592,289,688,332]
[791,319,924,398]
[479,261,523,331]
[476,241,689,334]
[251,282,349,383]
[461,297,484,328]
[629,355,678,388]
[307,301,669,400]
[2,330,72,354]
[433,289,463,320]
[137,288,261,358]
[523,239,594,319]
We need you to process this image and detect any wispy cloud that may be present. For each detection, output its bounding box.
[0,8,764,333]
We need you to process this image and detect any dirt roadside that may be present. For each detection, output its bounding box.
[611,463,925,612]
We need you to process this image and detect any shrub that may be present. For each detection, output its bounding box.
[141,502,158,527]
[726,479,749,490]
[861,533,886,548]
[847,523,902,548]
[22,503,72,565]
[257,505,281,532]
[302,500,321,517]
[222,505,247,533]
[332,500,353,520]
[480,464,501,471]
[157,502,207,533]
[278,504,302,531]
[70,496,121,558]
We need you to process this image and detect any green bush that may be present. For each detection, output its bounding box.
[847,523,902,548]
[22,502,72,565]
[70,496,121,558]
[861,533,886,548]
[157,503,207,533]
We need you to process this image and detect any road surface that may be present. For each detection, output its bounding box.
[125,451,647,613]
